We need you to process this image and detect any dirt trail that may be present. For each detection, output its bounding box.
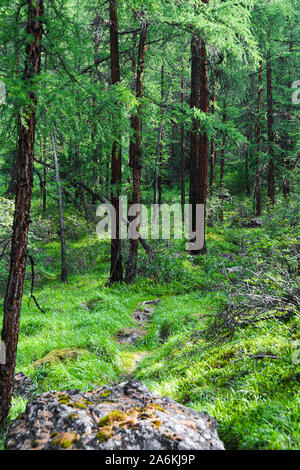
[116,299,161,379]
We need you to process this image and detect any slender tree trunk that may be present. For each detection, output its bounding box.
[0,0,44,427]
[219,106,226,223]
[267,48,275,207]
[51,130,67,282]
[190,30,209,252]
[245,139,250,196]
[125,19,148,284]
[180,63,185,220]
[255,60,263,216]
[42,137,47,213]
[158,66,164,207]
[209,84,216,198]
[190,32,201,229]
[283,42,293,198]
[109,0,123,283]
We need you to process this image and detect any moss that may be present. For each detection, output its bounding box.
[71,401,87,409]
[119,418,135,427]
[51,432,79,449]
[98,390,112,398]
[147,403,165,413]
[96,428,114,443]
[32,439,40,448]
[140,411,153,419]
[67,413,79,420]
[98,410,126,427]
[58,396,70,405]
[151,419,162,429]
[33,348,85,367]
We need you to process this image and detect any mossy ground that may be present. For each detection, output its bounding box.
[0,194,299,450]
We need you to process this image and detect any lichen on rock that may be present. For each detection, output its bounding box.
[5,380,225,450]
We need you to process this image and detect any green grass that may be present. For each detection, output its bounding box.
[0,200,299,450]
[135,299,299,449]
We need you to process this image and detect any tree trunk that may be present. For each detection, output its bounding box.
[219,106,226,223]
[190,32,201,230]
[283,42,293,198]
[189,31,209,253]
[109,0,123,283]
[255,60,263,216]
[42,136,47,213]
[158,66,165,207]
[245,140,250,196]
[180,63,185,220]
[125,19,148,284]
[0,0,44,427]
[267,48,275,207]
[209,84,216,198]
[51,130,67,283]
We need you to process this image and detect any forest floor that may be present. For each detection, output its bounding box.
[0,194,299,450]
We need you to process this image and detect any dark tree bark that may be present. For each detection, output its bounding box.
[125,19,148,284]
[255,60,263,216]
[51,130,67,282]
[282,42,293,199]
[189,33,201,227]
[0,0,44,427]
[180,62,185,220]
[158,66,165,207]
[245,138,250,196]
[267,48,275,207]
[5,152,18,197]
[109,0,123,283]
[219,106,226,223]
[42,137,47,213]
[209,84,216,198]
[189,30,209,252]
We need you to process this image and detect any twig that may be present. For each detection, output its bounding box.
[27,254,46,315]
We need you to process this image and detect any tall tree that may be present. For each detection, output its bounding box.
[189,13,209,253]
[266,31,275,207]
[109,0,123,283]
[209,83,216,198]
[0,0,44,426]
[125,17,148,284]
[219,105,226,223]
[255,60,263,216]
[51,130,67,283]
[180,62,185,220]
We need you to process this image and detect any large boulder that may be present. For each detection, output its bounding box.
[5,380,224,450]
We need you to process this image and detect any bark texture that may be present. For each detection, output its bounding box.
[0,0,44,427]
[189,29,209,252]
[267,49,275,207]
[51,130,67,283]
[109,0,123,283]
[255,60,263,216]
[125,19,148,284]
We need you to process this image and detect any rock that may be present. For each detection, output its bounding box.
[218,252,236,261]
[5,380,225,450]
[225,266,242,274]
[115,328,146,344]
[142,299,161,306]
[14,372,38,399]
[241,218,262,228]
[33,348,86,367]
